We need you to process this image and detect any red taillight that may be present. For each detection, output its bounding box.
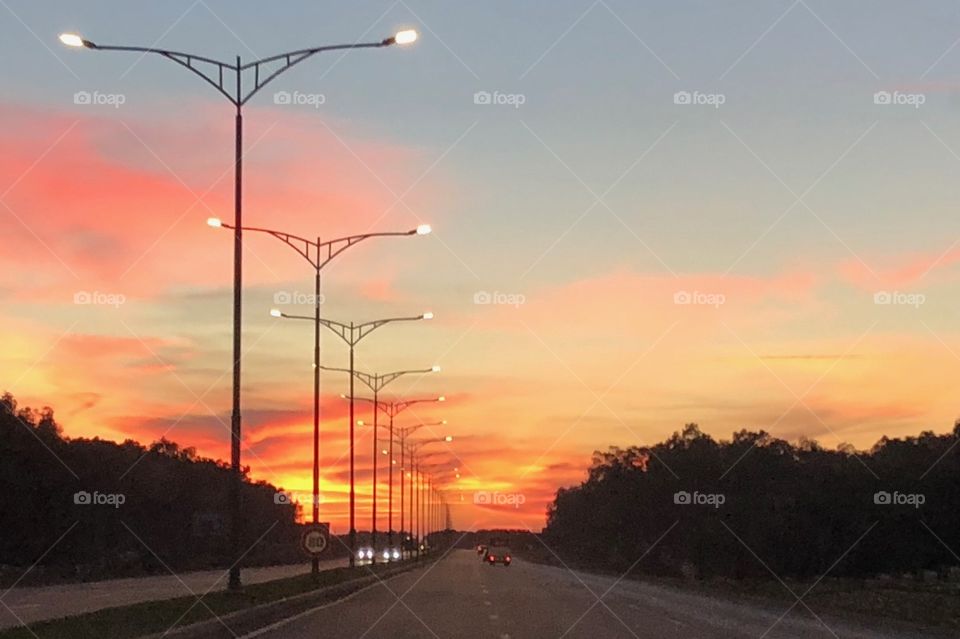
[505,556,511,561]
[488,555,495,561]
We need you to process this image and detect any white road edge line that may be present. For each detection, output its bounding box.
[236,569,414,639]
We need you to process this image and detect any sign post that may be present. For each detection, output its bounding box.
[301,523,330,559]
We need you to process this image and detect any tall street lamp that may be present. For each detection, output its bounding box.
[322,365,440,563]
[271,312,432,567]
[60,28,419,590]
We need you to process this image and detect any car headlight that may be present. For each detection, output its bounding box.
[392,549,400,559]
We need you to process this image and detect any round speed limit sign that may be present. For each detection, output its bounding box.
[301,524,329,557]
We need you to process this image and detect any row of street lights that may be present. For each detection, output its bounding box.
[405,440,454,557]
[350,397,449,563]
[377,430,453,560]
[59,26,428,588]
[269,308,435,568]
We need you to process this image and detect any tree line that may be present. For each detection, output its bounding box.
[543,423,960,580]
[0,393,303,585]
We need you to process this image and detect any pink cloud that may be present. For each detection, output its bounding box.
[0,101,442,305]
[838,249,960,291]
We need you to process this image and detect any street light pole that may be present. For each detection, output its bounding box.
[231,63,242,589]
[349,335,355,564]
[372,385,378,557]
[415,459,421,559]
[409,463,415,557]
[312,263,321,559]
[60,28,419,590]
[388,412,394,550]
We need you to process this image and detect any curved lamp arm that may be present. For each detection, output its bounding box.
[210,219,430,270]
[59,31,417,106]
[321,365,439,393]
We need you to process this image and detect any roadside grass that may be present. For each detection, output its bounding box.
[516,548,960,633]
[0,560,417,639]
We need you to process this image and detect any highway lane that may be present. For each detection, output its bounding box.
[0,558,347,629]
[247,550,942,639]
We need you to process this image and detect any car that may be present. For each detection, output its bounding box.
[485,545,511,566]
[380,547,402,561]
[356,546,374,561]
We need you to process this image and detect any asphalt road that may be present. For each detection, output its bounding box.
[246,550,940,639]
[0,558,347,629]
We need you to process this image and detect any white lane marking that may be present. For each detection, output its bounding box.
[489,614,499,620]
[484,600,491,606]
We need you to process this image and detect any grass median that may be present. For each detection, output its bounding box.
[0,558,427,639]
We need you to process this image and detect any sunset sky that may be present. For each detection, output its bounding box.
[4,1,960,533]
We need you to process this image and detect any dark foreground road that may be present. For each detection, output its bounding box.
[244,550,939,639]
